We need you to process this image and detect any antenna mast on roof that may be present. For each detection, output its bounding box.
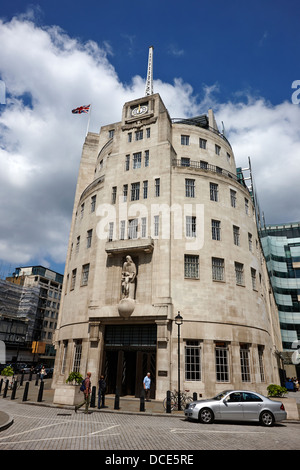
[145,46,154,96]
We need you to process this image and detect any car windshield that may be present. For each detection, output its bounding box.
[213,391,232,400]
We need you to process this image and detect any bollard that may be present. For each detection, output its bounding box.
[35,375,39,386]
[23,382,29,401]
[90,386,96,408]
[20,372,24,387]
[140,389,145,412]
[166,390,171,414]
[0,378,3,394]
[11,380,17,400]
[29,371,33,382]
[193,392,197,401]
[114,388,120,410]
[3,379,9,398]
[37,380,44,402]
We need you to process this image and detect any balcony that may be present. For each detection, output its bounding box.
[105,237,154,255]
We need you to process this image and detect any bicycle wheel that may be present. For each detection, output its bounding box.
[163,394,177,411]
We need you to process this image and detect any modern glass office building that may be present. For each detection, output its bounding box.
[260,223,300,352]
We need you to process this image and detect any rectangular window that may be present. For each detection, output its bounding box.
[240,344,251,382]
[135,130,143,141]
[212,257,224,281]
[245,198,249,215]
[128,219,138,239]
[131,182,140,201]
[185,179,195,198]
[146,128,150,138]
[155,178,160,197]
[154,215,159,237]
[211,219,221,241]
[258,346,265,382]
[181,157,190,167]
[143,180,148,199]
[210,182,218,202]
[108,129,114,138]
[248,233,253,251]
[233,225,240,246]
[128,132,132,142]
[145,150,149,167]
[184,254,199,279]
[235,262,244,285]
[215,144,221,155]
[200,160,208,169]
[230,189,236,208]
[86,229,92,248]
[185,341,201,381]
[111,186,117,204]
[76,236,80,254]
[123,184,128,202]
[141,217,147,238]
[81,264,90,286]
[181,135,190,145]
[80,203,85,219]
[120,220,125,240]
[186,216,196,237]
[199,138,207,149]
[125,154,130,171]
[133,152,142,169]
[91,195,96,213]
[108,222,114,241]
[251,268,257,290]
[71,269,77,290]
[215,342,229,382]
[61,341,68,374]
[73,340,82,373]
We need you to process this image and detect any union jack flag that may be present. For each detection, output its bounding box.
[72,104,90,114]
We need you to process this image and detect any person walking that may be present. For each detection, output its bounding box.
[143,372,151,401]
[40,366,47,381]
[75,372,92,414]
[97,375,107,409]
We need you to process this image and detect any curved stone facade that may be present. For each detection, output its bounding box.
[53,93,282,403]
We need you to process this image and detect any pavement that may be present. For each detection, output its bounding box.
[1,377,300,432]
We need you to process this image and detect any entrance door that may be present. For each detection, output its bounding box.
[136,351,156,399]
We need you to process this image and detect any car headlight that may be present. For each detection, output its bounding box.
[188,403,196,409]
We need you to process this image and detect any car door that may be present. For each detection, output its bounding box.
[219,392,244,421]
[242,392,263,420]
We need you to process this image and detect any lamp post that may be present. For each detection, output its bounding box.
[175,311,183,410]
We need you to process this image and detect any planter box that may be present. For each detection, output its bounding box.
[53,385,83,406]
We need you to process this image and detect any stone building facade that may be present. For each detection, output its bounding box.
[52,93,283,403]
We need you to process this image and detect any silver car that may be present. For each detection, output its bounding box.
[184,390,287,426]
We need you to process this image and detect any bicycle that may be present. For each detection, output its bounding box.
[163,389,193,411]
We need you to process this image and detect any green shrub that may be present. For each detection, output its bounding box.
[267,384,287,397]
[66,371,83,385]
[1,366,14,376]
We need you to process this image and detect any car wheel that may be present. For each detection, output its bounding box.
[199,407,214,424]
[260,410,275,427]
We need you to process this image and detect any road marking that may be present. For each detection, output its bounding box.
[171,428,265,434]
[89,424,120,435]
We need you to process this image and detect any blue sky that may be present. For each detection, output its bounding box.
[0,0,300,276]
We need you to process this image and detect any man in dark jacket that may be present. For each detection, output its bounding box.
[98,375,107,409]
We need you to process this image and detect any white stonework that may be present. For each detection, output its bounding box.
[53,93,283,403]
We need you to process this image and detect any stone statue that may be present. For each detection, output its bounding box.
[121,255,136,299]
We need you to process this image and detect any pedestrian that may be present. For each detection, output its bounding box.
[98,375,107,409]
[40,366,47,381]
[143,372,151,401]
[75,372,92,414]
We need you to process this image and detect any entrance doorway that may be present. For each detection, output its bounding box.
[103,324,157,398]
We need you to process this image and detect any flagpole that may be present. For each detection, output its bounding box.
[86,103,92,137]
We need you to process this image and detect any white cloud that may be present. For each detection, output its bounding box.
[0,15,299,275]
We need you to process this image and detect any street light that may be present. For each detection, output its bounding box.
[175,311,183,410]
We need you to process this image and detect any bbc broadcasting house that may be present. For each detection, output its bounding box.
[52,65,283,404]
